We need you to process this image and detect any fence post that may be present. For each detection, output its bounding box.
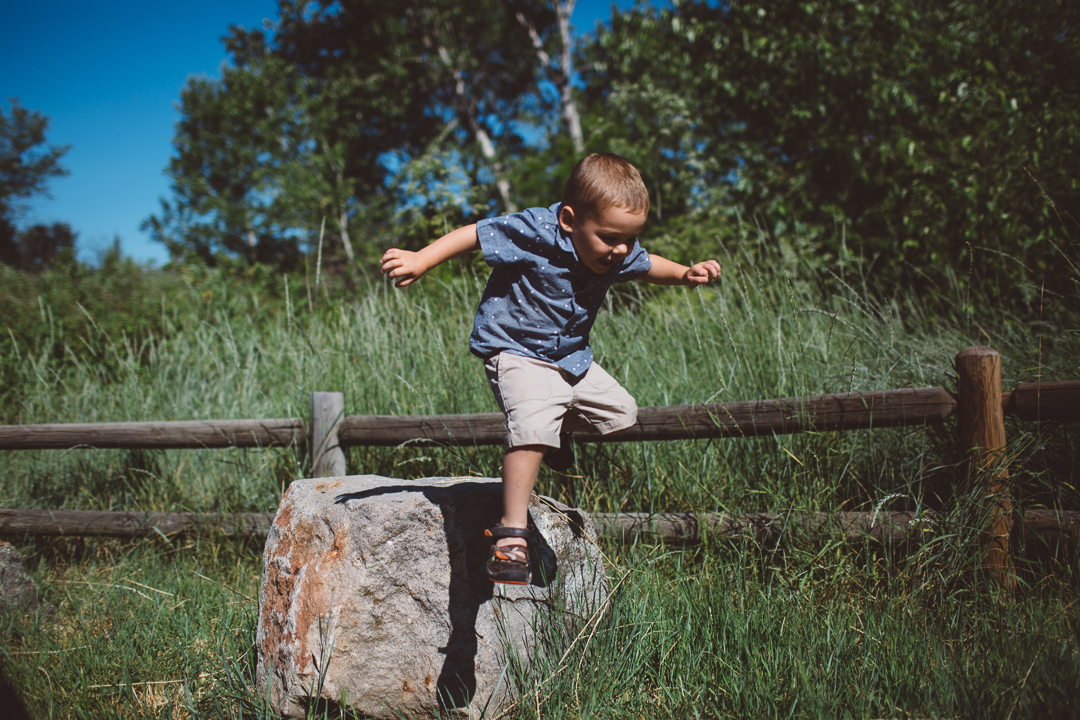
[310,392,346,478]
[955,346,1015,590]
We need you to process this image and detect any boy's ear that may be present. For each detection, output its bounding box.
[557,204,576,234]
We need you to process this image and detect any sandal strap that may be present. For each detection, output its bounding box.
[485,525,530,540]
[493,545,528,562]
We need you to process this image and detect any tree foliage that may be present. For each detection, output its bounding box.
[147,0,562,269]
[150,0,1080,308]
[0,99,72,271]
[585,0,1080,302]
[144,54,313,268]
[0,222,76,272]
[0,98,70,221]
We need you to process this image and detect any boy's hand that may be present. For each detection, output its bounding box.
[685,259,722,285]
[380,248,428,288]
[379,224,480,288]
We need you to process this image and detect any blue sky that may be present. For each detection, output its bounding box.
[1,1,636,266]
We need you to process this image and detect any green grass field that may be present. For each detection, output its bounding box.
[2,233,1078,718]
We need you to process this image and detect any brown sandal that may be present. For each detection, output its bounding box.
[484,525,531,585]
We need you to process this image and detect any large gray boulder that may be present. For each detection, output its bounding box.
[256,475,608,719]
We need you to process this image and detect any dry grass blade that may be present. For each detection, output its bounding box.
[120,578,174,596]
[193,570,252,603]
[89,673,212,690]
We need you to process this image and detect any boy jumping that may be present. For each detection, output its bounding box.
[380,153,721,584]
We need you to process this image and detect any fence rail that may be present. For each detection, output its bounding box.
[0,508,274,538]
[2,507,1076,547]
[2,382,1076,452]
[1,347,1078,588]
[0,418,304,451]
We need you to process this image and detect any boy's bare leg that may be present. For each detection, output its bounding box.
[497,446,545,551]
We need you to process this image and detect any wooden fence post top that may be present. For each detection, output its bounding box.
[957,346,1000,359]
[956,346,1005,446]
[956,346,1002,375]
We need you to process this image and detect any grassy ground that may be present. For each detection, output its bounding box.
[2,231,1079,718]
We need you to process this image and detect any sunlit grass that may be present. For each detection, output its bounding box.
[1,227,1078,718]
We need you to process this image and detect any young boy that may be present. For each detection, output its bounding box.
[380,153,720,584]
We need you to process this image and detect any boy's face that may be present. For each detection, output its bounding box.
[558,204,647,274]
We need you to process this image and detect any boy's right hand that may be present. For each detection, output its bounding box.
[380,224,480,288]
[380,248,427,288]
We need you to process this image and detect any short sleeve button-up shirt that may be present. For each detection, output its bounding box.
[469,203,652,379]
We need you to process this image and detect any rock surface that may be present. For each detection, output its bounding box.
[0,542,53,616]
[256,475,608,719]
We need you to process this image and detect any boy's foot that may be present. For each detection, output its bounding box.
[485,525,531,585]
[543,433,574,472]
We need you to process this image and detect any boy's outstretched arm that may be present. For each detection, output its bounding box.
[641,254,722,286]
[380,224,480,288]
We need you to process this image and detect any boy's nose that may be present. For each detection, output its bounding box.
[612,243,629,257]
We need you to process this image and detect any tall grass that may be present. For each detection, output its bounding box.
[511,540,1080,719]
[1,227,1078,718]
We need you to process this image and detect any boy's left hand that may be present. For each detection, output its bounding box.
[686,260,722,285]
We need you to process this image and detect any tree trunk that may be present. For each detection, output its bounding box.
[474,126,516,213]
[519,1,584,156]
[557,0,584,154]
[334,162,355,264]
[436,45,517,213]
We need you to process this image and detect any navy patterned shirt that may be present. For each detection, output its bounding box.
[469,203,652,379]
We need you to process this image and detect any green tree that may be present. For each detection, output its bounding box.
[0,99,71,269]
[506,0,602,211]
[146,3,433,269]
[517,0,586,156]
[582,7,727,224]
[272,0,551,220]
[144,53,322,268]
[149,0,559,269]
[1,222,76,272]
[585,0,1080,303]
[0,99,69,219]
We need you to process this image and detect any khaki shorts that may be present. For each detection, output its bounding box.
[484,352,638,450]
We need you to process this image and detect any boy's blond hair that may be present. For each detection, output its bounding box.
[561,153,650,220]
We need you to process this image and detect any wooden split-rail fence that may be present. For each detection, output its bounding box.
[1,346,1078,587]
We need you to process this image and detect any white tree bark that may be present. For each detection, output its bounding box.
[437,45,517,213]
[338,208,354,264]
[519,0,584,155]
[335,167,355,264]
